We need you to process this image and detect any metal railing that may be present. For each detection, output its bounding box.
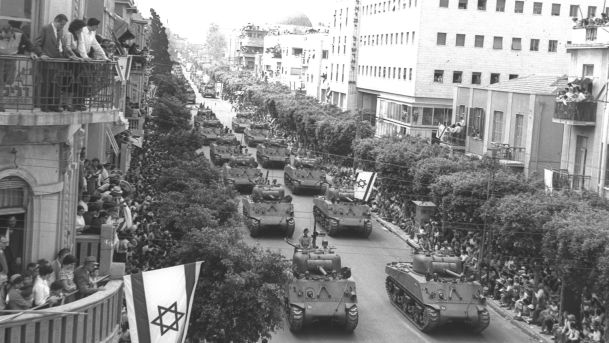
[0,55,117,112]
[554,101,597,123]
[489,143,526,162]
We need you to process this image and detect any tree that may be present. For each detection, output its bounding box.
[205,23,227,63]
[170,227,289,343]
[152,96,192,132]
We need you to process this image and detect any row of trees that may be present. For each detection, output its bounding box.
[216,68,609,334]
[135,11,289,343]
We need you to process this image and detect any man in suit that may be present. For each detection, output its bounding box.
[73,256,104,298]
[33,14,68,112]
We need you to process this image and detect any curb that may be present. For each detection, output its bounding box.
[373,215,550,343]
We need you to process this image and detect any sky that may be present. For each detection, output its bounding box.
[137,0,331,43]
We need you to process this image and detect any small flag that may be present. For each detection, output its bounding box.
[354,171,377,201]
[123,262,203,343]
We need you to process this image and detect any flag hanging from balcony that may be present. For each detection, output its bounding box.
[123,262,203,343]
[354,171,377,201]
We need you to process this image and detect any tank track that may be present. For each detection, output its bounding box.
[288,305,304,333]
[385,276,441,332]
[313,206,339,236]
[471,307,490,333]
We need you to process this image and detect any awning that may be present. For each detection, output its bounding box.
[113,15,135,42]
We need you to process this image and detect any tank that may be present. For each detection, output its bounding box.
[244,122,270,147]
[242,185,295,237]
[384,253,490,333]
[283,157,328,195]
[210,136,240,166]
[312,188,373,237]
[222,155,262,194]
[203,83,216,98]
[284,243,358,333]
[256,139,290,169]
[199,119,224,146]
[196,108,216,120]
[231,111,252,133]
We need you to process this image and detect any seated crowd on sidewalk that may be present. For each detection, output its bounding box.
[374,188,605,343]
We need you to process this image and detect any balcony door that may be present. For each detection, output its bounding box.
[0,176,30,274]
[514,114,524,147]
[574,135,589,178]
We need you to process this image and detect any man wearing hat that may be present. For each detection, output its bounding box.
[73,256,104,298]
[299,228,312,249]
[6,275,31,310]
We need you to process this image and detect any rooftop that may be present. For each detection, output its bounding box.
[483,75,568,95]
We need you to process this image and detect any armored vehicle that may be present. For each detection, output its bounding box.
[244,122,270,147]
[199,119,224,146]
[313,188,373,237]
[242,185,295,237]
[385,253,490,333]
[284,157,328,195]
[284,241,358,333]
[231,111,252,133]
[256,139,290,169]
[221,155,262,193]
[197,108,216,120]
[203,83,216,98]
[210,136,240,166]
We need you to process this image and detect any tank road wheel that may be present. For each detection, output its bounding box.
[327,220,339,237]
[471,309,490,333]
[385,277,394,298]
[419,307,441,333]
[362,220,373,238]
[284,173,293,190]
[344,305,359,332]
[249,219,261,237]
[288,306,304,333]
[285,219,295,238]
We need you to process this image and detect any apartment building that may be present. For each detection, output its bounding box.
[236,24,268,69]
[557,19,609,196]
[354,0,599,138]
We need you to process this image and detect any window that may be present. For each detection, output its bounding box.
[456,34,466,46]
[401,32,404,44]
[472,72,481,84]
[475,35,484,47]
[492,111,504,142]
[548,40,558,52]
[511,38,522,50]
[468,108,485,139]
[398,67,402,79]
[406,32,410,43]
[458,0,467,9]
[551,3,561,16]
[490,73,500,84]
[437,32,447,45]
[586,28,598,41]
[514,1,524,13]
[569,5,579,17]
[496,0,505,11]
[409,68,413,80]
[440,0,449,7]
[478,0,486,10]
[493,36,503,49]
[374,66,377,77]
[322,50,328,59]
[453,71,463,83]
[533,2,542,14]
[330,64,334,80]
[383,67,387,78]
[583,64,594,77]
[509,74,519,79]
[412,31,415,42]
[588,6,597,18]
[422,108,434,125]
[391,33,394,44]
[433,108,453,126]
[434,70,444,83]
[342,64,345,82]
[530,39,540,51]
[403,68,407,79]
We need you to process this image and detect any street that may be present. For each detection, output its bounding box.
[189,86,536,343]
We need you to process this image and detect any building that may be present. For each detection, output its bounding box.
[236,24,268,69]
[0,0,148,340]
[352,0,599,138]
[556,17,609,196]
[451,75,565,177]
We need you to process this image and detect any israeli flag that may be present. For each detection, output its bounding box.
[354,171,377,201]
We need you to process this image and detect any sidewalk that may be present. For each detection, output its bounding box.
[373,215,550,343]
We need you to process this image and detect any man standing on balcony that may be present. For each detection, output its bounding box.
[0,21,36,112]
[33,14,68,112]
[74,256,104,298]
[80,18,108,61]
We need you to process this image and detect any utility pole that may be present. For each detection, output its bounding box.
[478,145,497,280]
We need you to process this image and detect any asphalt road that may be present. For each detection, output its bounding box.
[186,79,535,343]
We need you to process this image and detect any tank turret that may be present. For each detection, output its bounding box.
[243,186,295,237]
[284,158,327,195]
[244,122,270,147]
[384,252,490,333]
[313,188,372,238]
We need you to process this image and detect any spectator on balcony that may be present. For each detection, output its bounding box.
[51,248,70,281]
[46,281,65,307]
[0,20,36,112]
[75,205,86,234]
[81,18,108,61]
[6,274,30,310]
[62,19,88,111]
[58,254,77,294]
[33,14,68,112]
[74,256,104,297]
[83,202,103,235]
[33,264,53,306]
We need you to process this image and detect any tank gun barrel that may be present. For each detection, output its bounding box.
[318,266,327,276]
[443,268,463,278]
[284,238,299,249]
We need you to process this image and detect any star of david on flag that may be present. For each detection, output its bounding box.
[354,171,377,201]
[123,262,202,343]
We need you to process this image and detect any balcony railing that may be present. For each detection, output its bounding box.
[127,117,145,136]
[489,143,526,164]
[0,280,123,343]
[553,101,597,125]
[0,55,117,113]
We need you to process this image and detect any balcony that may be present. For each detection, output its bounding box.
[0,280,123,343]
[439,129,466,151]
[127,116,145,136]
[553,101,597,126]
[0,56,121,126]
[489,143,526,168]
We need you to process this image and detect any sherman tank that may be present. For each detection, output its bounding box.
[231,111,252,133]
[313,188,373,238]
[284,157,328,195]
[284,241,358,333]
[199,119,224,146]
[221,155,262,194]
[385,253,490,333]
[242,185,295,237]
[244,122,270,147]
[196,108,216,120]
[203,83,216,98]
[256,139,290,169]
[210,136,240,166]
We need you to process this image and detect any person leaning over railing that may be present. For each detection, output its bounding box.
[61,19,88,111]
[0,20,36,112]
